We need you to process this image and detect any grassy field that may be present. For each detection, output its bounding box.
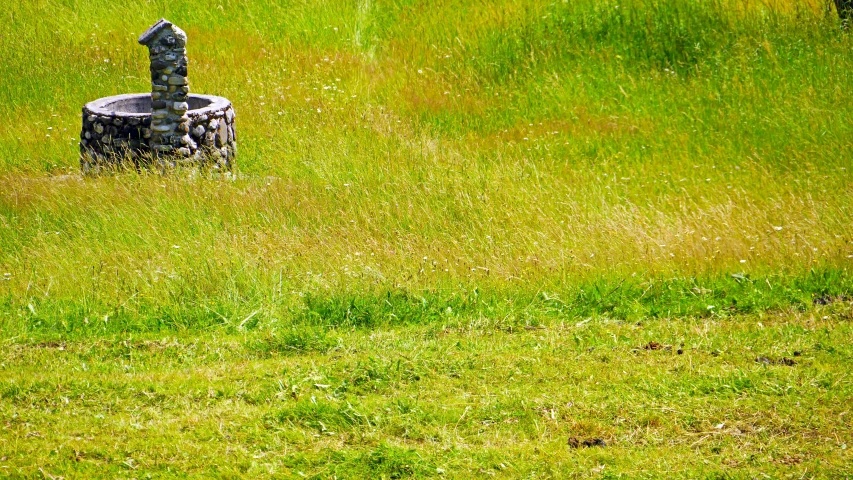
[1,0,853,477]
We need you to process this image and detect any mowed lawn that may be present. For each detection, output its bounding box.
[1,0,852,477]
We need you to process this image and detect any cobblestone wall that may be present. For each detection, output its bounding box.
[186,102,237,168]
[80,94,235,172]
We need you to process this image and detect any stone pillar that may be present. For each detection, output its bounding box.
[137,19,195,162]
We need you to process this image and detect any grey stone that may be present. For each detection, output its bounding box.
[181,135,197,149]
[138,18,175,46]
[193,125,205,137]
[215,128,224,148]
[94,123,104,134]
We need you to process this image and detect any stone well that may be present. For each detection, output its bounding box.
[80,19,236,171]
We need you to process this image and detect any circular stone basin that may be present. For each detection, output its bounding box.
[80,93,236,171]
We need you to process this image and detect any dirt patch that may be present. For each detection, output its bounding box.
[640,341,674,351]
[32,341,66,350]
[756,356,797,366]
[813,294,851,306]
[568,437,607,448]
[775,455,803,466]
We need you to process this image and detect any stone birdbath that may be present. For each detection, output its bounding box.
[80,19,236,172]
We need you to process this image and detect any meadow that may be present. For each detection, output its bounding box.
[1,0,852,477]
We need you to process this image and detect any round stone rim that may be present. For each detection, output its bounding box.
[83,93,232,118]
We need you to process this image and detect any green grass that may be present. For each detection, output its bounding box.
[2,308,852,477]
[1,0,853,477]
